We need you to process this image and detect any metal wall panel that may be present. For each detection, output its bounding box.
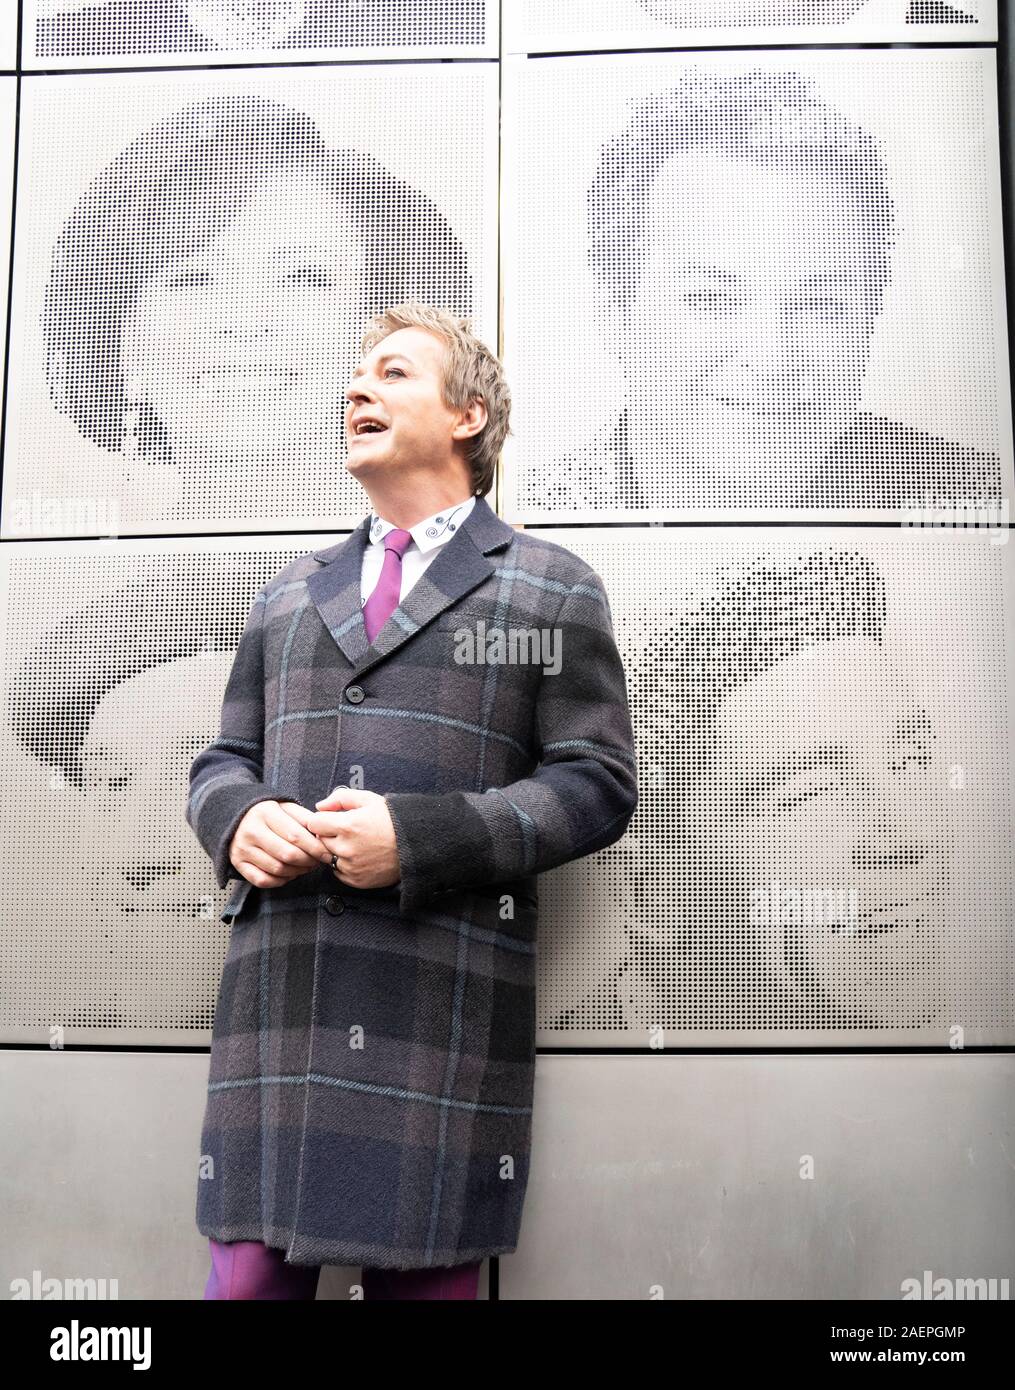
[500,1053,1015,1300]
[505,0,998,55]
[0,534,338,1046]
[3,63,498,537]
[2,528,1011,1050]
[529,527,1015,1047]
[0,1,1012,1308]
[0,7,14,70]
[502,48,1013,522]
[7,1049,1004,1301]
[0,1049,486,1300]
[25,0,498,68]
[0,77,14,367]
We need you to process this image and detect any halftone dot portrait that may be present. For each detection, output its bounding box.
[3,66,497,537]
[501,51,1013,521]
[27,0,496,66]
[0,537,331,1045]
[504,0,993,54]
[530,527,1014,1045]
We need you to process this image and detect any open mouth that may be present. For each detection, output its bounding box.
[350,421,389,443]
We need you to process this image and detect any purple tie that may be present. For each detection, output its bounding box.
[362,527,413,644]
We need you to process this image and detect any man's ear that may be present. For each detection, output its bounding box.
[452,396,488,441]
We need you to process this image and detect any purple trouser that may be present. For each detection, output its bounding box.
[203,1238,482,1300]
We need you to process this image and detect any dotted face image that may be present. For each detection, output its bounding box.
[42,96,472,526]
[4,70,493,537]
[590,76,895,510]
[1,549,309,1035]
[541,531,1012,1040]
[505,56,1008,520]
[630,552,952,1031]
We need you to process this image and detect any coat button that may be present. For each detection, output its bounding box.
[345,685,365,703]
[324,895,345,915]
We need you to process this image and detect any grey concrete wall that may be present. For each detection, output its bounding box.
[1,1050,1010,1301]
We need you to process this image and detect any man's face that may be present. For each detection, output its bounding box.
[617,151,880,506]
[345,326,474,485]
[636,1,866,23]
[682,635,952,1025]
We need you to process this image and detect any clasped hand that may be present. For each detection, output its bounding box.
[228,787,401,890]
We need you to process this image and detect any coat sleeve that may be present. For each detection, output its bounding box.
[383,568,639,917]
[186,587,297,891]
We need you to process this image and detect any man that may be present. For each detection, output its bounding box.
[541,67,1000,514]
[552,547,954,1034]
[186,301,639,1299]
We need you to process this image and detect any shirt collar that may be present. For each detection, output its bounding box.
[367,495,476,556]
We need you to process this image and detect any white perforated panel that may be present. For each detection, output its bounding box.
[26,0,497,67]
[0,1,1012,1069]
[3,64,497,537]
[501,49,1013,521]
[0,7,15,70]
[0,79,14,348]
[0,535,337,1045]
[505,0,996,54]
[533,527,1015,1046]
[1,528,1012,1050]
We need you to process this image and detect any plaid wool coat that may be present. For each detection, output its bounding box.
[186,495,638,1270]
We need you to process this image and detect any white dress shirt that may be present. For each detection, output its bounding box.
[360,495,477,608]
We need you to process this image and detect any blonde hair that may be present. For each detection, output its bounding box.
[359,301,512,497]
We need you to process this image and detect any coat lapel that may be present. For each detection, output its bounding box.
[305,494,518,679]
